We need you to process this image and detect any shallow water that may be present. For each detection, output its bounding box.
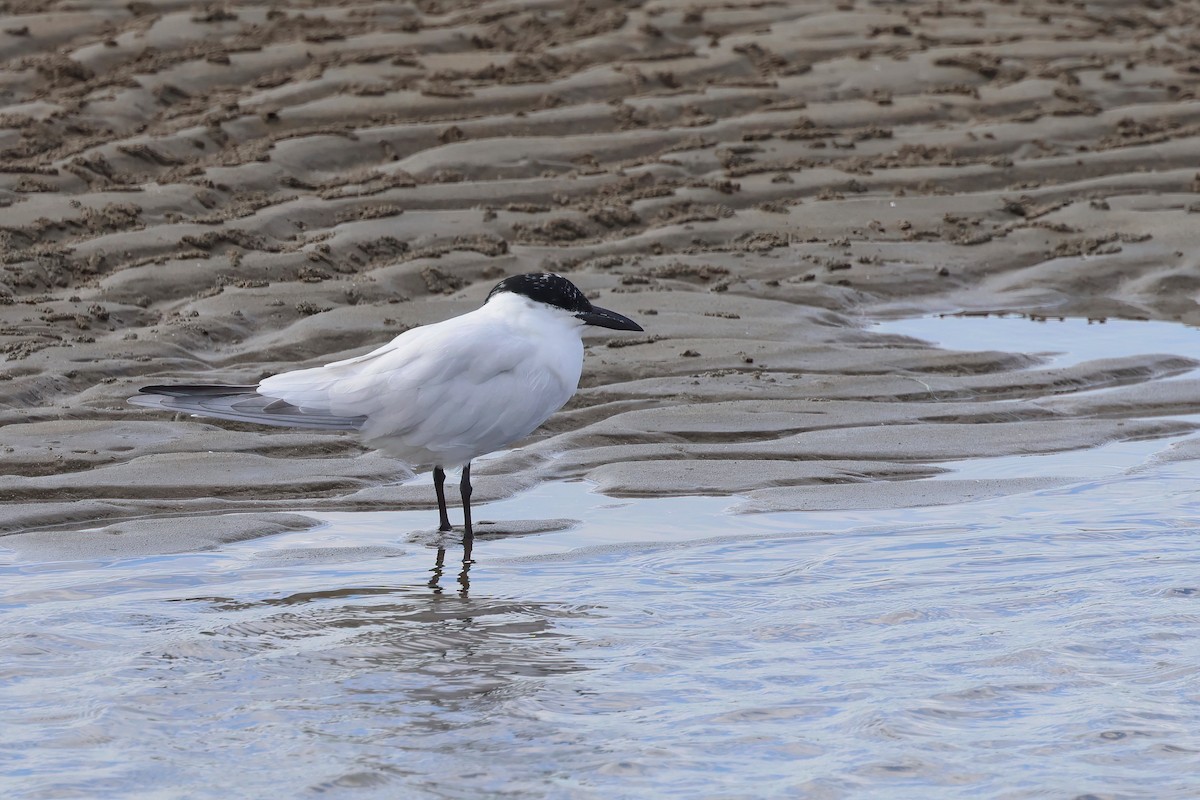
[874,313,1200,369]
[4,316,1200,799]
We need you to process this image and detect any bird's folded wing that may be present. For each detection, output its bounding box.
[257,318,513,415]
[258,322,570,450]
[130,385,366,430]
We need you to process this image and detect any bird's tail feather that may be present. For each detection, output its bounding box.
[131,384,365,431]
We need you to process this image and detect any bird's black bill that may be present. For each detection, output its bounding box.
[576,306,643,331]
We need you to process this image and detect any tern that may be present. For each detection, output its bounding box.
[131,273,643,548]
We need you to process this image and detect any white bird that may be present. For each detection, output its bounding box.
[131,273,643,546]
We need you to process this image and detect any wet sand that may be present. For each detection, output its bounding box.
[2,0,1199,551]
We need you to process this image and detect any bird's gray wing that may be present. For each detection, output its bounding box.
[352,330,577,455]
[261,316,573,454]
[130,384,366,431]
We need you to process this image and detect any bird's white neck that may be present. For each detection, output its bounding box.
[482,292,586,335]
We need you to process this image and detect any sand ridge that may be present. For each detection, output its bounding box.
[2,0,1199,547]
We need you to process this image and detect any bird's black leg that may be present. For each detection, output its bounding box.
[433,466,452,532]
[460,462,474,548]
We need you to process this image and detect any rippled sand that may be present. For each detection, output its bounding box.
[3,0,1200,546]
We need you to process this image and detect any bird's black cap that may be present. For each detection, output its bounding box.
[487,273,643,331]
[488,272,591,313]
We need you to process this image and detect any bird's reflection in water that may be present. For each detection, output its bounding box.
[163,521,595,713]
[419,518,576,598]
[428,541,473,598]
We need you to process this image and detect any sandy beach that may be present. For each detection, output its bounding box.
[3,0,1199,552]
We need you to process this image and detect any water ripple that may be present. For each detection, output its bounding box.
[6,461,1200,797]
